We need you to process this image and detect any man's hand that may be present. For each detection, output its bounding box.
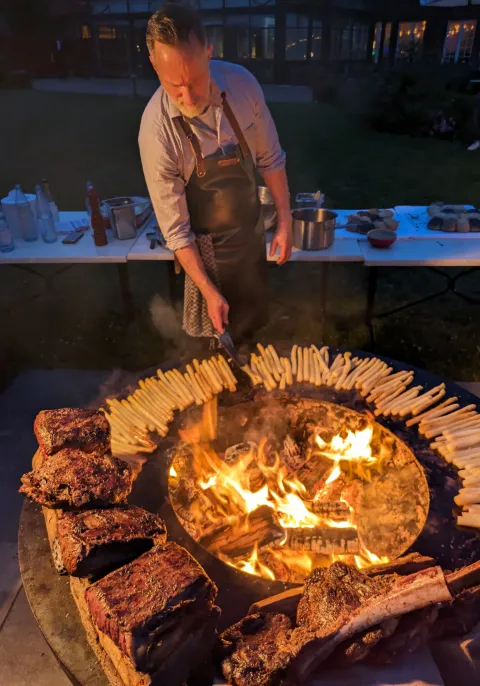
[205,289,230,333]
[270,217,293,266]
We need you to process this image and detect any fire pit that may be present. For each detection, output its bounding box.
[168,396,429,583]
[17,345,480,686]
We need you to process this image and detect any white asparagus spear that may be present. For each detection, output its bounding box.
[361,366,392,395]
[279,373,286,391]
[107,399,148,432]
[375,377,412,404]
[303,347,310,384]
[381,387,421,416]
[140,380,174,417]
[444,434,480,452]
[108,410,151,445]
[457,513,480,528]
[311,345,330,375]
[445,427,480,440]
[422,405,478,426]
[264,346,281,382]
[241,364,260,386]
[297,346,304,383]
[148,377,178,409]
[166,370,193,405]
[257,357,277,390]
[172,369,196,402]
[355,359,383,388]
[367,372,411,401]
[128,397,168,434]
[281,358,293,386]
[186,369,207,404]
[335,353,351,390]
[343,358,372,390]
[409,397,459,426]
[309,348,316,384]
[291,345,298,376]
[218,356,238,391]
[268,345,285,378]
[133,389,171,423]
[374,385,408,416]
[119,399,149,430]
[405,390,446,422]
[424,417,480,440]
[313,353,321,387]
[455,488,480,506]
[257,344,274,374]
[195,371,214,399]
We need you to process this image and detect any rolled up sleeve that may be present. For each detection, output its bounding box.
[138,118,195,253]
[248,74,286,175]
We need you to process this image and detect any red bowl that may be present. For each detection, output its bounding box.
[367,228,397,249]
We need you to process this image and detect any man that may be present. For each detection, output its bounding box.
[139,2,291,340]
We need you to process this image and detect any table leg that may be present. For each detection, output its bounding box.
[320,262,330,334]
[365,266,378,349]
[117,263,134,321]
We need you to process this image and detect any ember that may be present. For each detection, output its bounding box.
[169,397,428,581]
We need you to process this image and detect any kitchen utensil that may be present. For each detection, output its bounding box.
[258,186,277,232]
[367,228,397,249]
[215,330,242,369]
[295,191,325,209]
[103,197,137,240]
[292,208,338,251]
[146,227,165,249]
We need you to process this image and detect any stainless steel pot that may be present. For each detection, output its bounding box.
[292,208,338,250]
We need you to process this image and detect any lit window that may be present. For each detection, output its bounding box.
[396,21,426,62]
[99,26,117,40]
[286,14,309,61]
[383,22,392,59]
[442,20,476,65]
[372,22,382,63]
[226,15,275,60]
[81,25,91,40]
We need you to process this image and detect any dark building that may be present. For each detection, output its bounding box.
[48,1,480,83]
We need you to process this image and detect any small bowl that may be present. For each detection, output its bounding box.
[367,228,397,249]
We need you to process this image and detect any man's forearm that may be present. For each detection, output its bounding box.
[263,168,291,220]
[175,243,218,298]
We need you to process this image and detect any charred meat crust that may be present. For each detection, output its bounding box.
[85,542,218,672]
[57,506,167,577]
[19,449,133,509]
[34,408,110,456]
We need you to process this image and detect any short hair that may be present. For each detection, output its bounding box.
[146,3,207,54]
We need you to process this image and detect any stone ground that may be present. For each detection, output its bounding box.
[0,369,478,685]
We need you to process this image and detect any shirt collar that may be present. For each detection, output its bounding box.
[166,73,224,120]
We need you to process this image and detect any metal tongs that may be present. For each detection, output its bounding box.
[215,330,242,369]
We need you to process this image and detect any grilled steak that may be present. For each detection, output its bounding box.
[57,506,167,577]
[19,449,132,509]
[85,542,219,673]
[34,408,110,456]
[286,562,452,683]
[219,613,295,686]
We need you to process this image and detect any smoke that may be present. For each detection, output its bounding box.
[149,294,183,342]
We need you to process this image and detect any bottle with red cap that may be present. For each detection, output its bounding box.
[86,182,107,247]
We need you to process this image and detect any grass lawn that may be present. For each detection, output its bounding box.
[0,88,480,385]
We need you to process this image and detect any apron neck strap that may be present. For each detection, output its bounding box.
[174,117,206,178]
[221,92,251,161]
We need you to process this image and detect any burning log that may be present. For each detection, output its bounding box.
[282,435,305,472]
[199,506,283,559]
[283,526,359,555]
[366,553,437,578]
[310,500,350,519]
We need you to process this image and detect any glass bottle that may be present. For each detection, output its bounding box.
[14,184,38,242]
[0,211,14,252]
[35,185,58,243]
[41,178,60,222]
[86,182,107,247]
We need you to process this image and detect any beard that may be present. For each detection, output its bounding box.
[175,100,209,119]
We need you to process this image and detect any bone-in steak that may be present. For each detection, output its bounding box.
[19,449,132,509]
[34,408,110,456]
[57,506,167,577]
[85,542,219,673]
[219,613,295,686]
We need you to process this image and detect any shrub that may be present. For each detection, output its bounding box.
[368,65,474,138]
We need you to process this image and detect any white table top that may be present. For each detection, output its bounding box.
[0,212,138,265]
[360,238,480,267]
[3,207,480,268]
[128,228,364,263]
[394,205,480,241]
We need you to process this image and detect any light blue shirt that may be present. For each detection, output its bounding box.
[138,60,286,252]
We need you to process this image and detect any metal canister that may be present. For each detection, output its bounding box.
[103,197,137,240]
[292,208,338,250]
[258,186,277,231]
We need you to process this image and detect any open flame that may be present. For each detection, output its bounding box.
[171,410,389,582]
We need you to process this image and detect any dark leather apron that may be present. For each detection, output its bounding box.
[175,92,267,341]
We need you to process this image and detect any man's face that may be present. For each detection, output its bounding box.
[150,35,213,119]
